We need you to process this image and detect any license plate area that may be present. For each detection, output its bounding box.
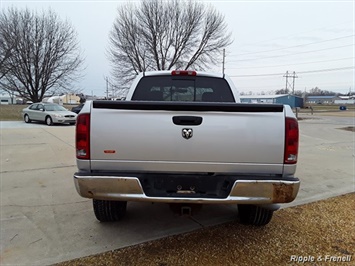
[140,174,234,198]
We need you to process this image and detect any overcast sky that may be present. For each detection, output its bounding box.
[1,0,354,96]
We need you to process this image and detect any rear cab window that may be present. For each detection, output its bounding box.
[131,76,235,102]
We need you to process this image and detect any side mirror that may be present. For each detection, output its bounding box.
[39,108,44,111]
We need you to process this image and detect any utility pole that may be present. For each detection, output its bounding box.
[291,71,298,94]
[112,86,115,99]
[283,71,298,94]
[284,71,289,94]
[106,76,109,99]
[222,49,225,75]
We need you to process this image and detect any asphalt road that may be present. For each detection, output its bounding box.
[0,114,354,265]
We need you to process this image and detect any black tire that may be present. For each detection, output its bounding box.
[45,116,53,126]
[238,204,274,226]
[93,199,127,222]
[24,114,31,123]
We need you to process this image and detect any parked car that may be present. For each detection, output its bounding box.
[71,103,84,114]
[22,103,77,126]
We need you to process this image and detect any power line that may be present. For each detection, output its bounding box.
[235,21,353,48]
[229,72,287,77]
[229,35,354,57]
[228,66,355,78]
[237,81,352,90]
[298,83,353,88]
[227,44,354,63]
[227,57,354,70]
[298,66,355,75]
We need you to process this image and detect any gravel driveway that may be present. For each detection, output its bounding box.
[56,193,355,266]
[1,112,354,265]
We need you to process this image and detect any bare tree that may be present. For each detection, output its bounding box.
[275,89,289,95]
[0,8,84,102]
[308,87,337,96]
[108,0,232,87]
[0,35,15,80]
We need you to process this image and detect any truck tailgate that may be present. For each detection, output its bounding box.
[90,101,285,174]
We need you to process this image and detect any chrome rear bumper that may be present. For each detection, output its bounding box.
[74,174,300,204]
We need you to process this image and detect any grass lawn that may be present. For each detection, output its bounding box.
[0,104,77,121]
[300,104,355,113]
[297,105,355,117]
[0,104,26,121]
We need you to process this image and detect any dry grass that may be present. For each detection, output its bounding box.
[299,105,355,115]
[0,104,25,121]
[56,193,355,266]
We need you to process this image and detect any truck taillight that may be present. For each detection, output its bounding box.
[76,113,90,160]
[171,70,196,76]
[284,117,299,164]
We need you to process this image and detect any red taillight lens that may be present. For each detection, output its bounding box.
[171,70,196,76]
[76,113,90,160]
[284,117,299,164]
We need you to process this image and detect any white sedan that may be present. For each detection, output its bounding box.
[22,103,77,126]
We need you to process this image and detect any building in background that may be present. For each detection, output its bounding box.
[0,90,18,104]
[0,95,17,105]
[43,94,81,105]
[305,96,338,105]
[334,95,355,105]
[240,94,304,108]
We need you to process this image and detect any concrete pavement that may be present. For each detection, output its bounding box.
[0,115,354,265]
[284,114,355,207]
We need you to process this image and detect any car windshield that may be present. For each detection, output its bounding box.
[45,105,67,111]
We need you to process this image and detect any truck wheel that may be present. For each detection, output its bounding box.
[238,204,274,226]
[93,199,127,222]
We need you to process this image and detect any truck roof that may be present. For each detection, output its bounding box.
[141,70,224,79]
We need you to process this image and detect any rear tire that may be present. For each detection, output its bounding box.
[45,116,53,126]
[238,204,274,226]
[93,199,127,222]
[24,114,31,123]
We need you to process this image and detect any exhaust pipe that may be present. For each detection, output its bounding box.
[169,203,202,216]
[181,206,192,216]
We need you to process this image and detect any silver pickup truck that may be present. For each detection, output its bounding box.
[74,70,300,226]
